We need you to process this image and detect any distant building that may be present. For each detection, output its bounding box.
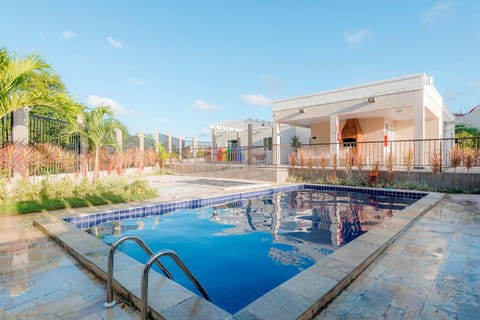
[210,118,309,163]
[456,105,480,129]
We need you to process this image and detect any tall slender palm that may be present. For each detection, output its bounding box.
[0,49,81,122]
[77,106,118,180]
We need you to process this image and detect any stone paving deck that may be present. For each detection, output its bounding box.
[315,194,480,319]
[1,175,479,319]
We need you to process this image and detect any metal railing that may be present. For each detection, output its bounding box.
[104,236,173,307]
[279,136,480,169]
[142,250,210,319]
[104,235,210,320]
[29,113,80,153]
[0,112,13,147]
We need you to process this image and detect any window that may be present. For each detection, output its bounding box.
[263,137,272,150]
[343,138,356,148]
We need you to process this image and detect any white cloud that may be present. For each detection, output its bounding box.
[344,28,372,46]
[190,99,224,111]
[421,1,451,24]
[87,95,131,116]
[62,30,75,39]
[241,94,272,107]
[128,78,145,85]
[107,36,122,48]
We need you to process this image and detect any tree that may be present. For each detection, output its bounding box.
[0,48,82,122]
[455,125,480,149]
[74,106,119,180]
[156,142,169,174]
[290,135,301,151]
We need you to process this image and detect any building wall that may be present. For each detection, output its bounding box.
[358,118,384,142]
[393,119,414,140]
[311,122,330,144]
[425,118,440,139]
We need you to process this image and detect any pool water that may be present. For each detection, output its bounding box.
[89,190,415,313]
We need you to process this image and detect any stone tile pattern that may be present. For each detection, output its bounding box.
[315,194,480,320]
[0,216,139,319]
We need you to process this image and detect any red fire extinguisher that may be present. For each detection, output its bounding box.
[384,134,388,147]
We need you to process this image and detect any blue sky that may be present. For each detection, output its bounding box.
[1,1,479,140]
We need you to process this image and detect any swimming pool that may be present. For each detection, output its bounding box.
[81,186,421,314]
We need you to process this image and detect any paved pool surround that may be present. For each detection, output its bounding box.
[34,185,443,320]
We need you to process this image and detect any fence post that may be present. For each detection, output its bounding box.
[154,129,159,152]
[77,114,88,155]
[115,128,123,152]
[168,132,172,154]
[178,136,183,160]
[192,137,197,158]
[211,127,217,163]
[12,107,29,145]
[138,131,144,152]
[248,123,253,165]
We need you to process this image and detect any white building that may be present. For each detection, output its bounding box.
[210,118,310,163]
[456,105,480,129]
[271,73,455,166]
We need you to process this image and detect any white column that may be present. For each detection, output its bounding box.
[114,128,123,152]
[329,115,340,165]
[178,136,183,160]
[413,103,425,167]
[248,123,253,165]
[76,114,88,154]
[168,132,172,154]
[192,137,197,158]
[154,128,159,152]
[211,127,217,162]
[272,121,281,166]
[12,107,29,145]
[137,131,144,152]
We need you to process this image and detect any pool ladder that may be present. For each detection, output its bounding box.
[103,235,210,319]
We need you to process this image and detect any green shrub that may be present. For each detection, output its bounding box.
[126,180,157,198]
[0,178,7,201]
[14,180,41,201]
[73,178,94,198]
[41,178,74,199]
[95,177,127,195]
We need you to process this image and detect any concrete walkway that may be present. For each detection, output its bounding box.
[316,194,480,319]
[0,175,479,319]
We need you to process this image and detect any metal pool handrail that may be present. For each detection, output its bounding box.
[142,250,211,319]
[104,235,173,308]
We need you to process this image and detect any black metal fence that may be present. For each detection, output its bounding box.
[29,113,80,153]
[0,112,13,147]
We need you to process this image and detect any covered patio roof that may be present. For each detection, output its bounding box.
[272,73,453,128]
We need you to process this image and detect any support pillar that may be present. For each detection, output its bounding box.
[168,132,172,154]
[272,121,280,166]
[178,136,183,160]
[137,131,144,152]
[211,127,217,163]
[114,128,123,152]
[248,124,253,165]
[154,128,159,152]
[413,103,425,168]
[12,107,29,145]
[192,137,197,158]
[329,115,340,165]
[77,114,88,155]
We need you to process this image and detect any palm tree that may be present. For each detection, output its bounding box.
[156,142,169,174]
[76,106,118,180]
[0,49,81,122]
